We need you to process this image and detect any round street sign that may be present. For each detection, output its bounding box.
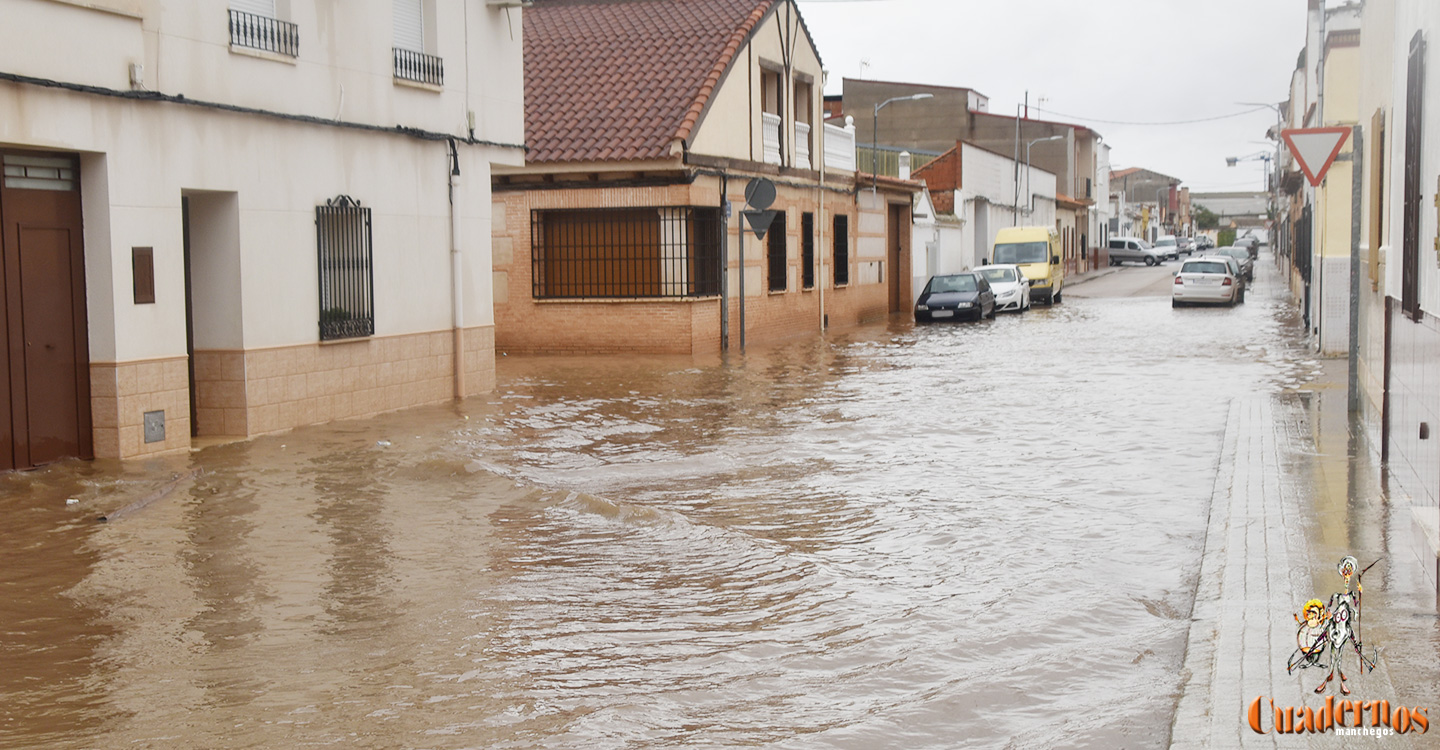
[744,177,776,210]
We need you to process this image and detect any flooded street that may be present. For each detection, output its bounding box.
[3,261,1331,749]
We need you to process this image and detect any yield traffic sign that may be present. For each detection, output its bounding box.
[1281,127,1352,186]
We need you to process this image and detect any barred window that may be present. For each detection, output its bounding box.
[802,212,815,289]
[767,210,788,292]
[316,196,374,341]
[531,207,721,299]
[833,214,850,286]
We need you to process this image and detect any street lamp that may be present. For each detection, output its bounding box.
[872,93,933,191]
[1226,151,1274,191]
[1023,134,1063,215]
[1238,101,1284,243]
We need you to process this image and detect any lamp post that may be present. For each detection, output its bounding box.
[1238,101,1284,243]
[1023,134,1063,216]
[872,93,933,191]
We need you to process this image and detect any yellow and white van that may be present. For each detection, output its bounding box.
[989,227,1064,304]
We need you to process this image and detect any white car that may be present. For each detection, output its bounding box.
[1154,235,1181,260]
[975,264,1031,312]
[1172,257,1242,308]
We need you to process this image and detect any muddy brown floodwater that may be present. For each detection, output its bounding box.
[2,270,1326,749]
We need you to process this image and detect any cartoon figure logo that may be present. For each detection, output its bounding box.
[1287,556,1381,695]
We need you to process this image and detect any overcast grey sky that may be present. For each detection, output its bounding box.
[797,0,1309,194]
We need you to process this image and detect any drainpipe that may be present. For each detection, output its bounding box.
[818,70,827,332]
[448,139,465,399]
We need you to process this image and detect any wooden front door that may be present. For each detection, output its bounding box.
[1,151,91,471]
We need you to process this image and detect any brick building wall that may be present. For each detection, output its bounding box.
[493,172,898,354]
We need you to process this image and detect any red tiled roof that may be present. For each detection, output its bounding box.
[524,0,774,164]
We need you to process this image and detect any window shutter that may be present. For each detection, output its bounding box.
[394,0,424,52]
[230,0,275,17]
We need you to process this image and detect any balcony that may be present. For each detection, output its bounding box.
[795,122,812,170]
[228,9,298,58]
[393,47,444,87]
[762,112,782,166]
[823,116,857,172]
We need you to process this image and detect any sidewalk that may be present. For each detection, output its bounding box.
[1169,378,1436,747]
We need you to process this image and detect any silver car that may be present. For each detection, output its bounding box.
[1107,237,1167,267]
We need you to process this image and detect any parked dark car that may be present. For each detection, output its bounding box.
[1234,235,1260,259]
[915,272,996,322]
[1211,246,1255,281]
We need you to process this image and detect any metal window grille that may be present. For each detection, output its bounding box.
[228,8,298,57]
[833,214,850,286]
[801,212,815,289]
[1401,31,1426,319]
[767,211,788,292]
[316,196,375,341]
[393,48,444,86]
[531,207,722,299]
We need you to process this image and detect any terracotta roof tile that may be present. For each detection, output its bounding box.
[525,0,773,164]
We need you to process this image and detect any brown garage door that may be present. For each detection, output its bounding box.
[1,151,92,471]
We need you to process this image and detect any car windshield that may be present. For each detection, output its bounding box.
[927,275,977,293]
[992,242,1049,264]
[1183,261,1229,275]
[1218,248,1246,259]
[979,268,1016,283]
[1156,238,1176,246]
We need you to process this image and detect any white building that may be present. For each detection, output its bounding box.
[0,0,524,470]
[912,140,1057,273]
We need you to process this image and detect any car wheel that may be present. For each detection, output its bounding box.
[1172,299,1182,308]
[1053,290,1062,304]
[1144,256,1157,267]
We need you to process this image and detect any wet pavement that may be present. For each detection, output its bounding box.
[2,253,1436,749]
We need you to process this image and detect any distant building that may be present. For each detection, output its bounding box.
[1190,192,1270,232]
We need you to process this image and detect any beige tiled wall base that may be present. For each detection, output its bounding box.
[90,357,192,459]
[193,326,495,439]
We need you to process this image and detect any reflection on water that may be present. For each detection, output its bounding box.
[1,271,1326,749]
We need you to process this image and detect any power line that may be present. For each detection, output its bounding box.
[1029,105,1273,127]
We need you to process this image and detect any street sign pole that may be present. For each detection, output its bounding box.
[738,178,778,354]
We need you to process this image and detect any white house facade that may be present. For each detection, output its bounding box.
[0,0,524,469]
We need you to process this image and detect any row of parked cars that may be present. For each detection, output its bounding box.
[914,227,1066,322]
[1106,234,1217,266]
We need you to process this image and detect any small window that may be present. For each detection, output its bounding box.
[229,0,298,57]
[833,214,850,286]
[768,210,788,292]
[316,196,375,341]
[801,212,815,289]
[393,0,442,85]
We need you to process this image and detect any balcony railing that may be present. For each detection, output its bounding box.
[228,9,298,57]
[823,116,856,172]
[795,122,812,170]
[393,47,444,87]
[855,145,940,178]
[762,112,782,166]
